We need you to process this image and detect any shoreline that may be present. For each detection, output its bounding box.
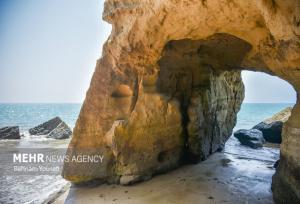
[54,147,278,204]
[0,103,285,203]
[45,183,71,204]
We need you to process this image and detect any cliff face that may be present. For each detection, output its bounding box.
[63,0,300,203]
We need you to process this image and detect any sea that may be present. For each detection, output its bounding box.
[0,103,295,204]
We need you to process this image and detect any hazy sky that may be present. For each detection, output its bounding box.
[0,0,111,103]
[242,71,296,103]
[0,0,296,103]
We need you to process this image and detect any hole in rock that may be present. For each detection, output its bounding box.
[225,70,296,166]
[153,33,296,202]
[156,33,253,163]
[222,70,296,200]
[157,151,167,163]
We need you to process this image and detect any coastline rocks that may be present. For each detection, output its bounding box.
[0,126,20,139]
[253,107,292,144]
[47,121,72,139]
[29,117,72,139]
[252,121,283,143]
[234,107,292,148]
[29,117,62,135]
[234,129,265,149]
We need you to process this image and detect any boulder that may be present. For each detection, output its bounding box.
[253,121,283,143]
[0,126,20,139]
[253,107,292,143]
[47,121,72,139]
[29,117,72,139]
[234,129,265,149]
[29,117,61,135]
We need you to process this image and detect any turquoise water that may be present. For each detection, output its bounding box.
[0,103,294,133]
[225,103,294,163]
[0,103,81,132]
[0,103,294,203]
[234,103,294,131]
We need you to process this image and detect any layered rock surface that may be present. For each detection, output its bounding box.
[0,126,20,139]
[63,0,300,203]
[30,117,72,139]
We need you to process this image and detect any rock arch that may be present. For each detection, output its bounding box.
[63,0,300,203]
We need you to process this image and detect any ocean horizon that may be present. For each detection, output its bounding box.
[0,102,295,133]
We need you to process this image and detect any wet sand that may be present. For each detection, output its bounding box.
[56,147,277,204]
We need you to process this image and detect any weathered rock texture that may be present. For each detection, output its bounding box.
[234,129,265,149]
[30,117,72,139]
[0,126,20,139]
[253,107,292,143]
[264,107,292,124]
[63,0,300,203]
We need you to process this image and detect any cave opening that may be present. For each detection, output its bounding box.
[157,33,296,163]
[156,33,297,199]
[157,33,253,164]
[63,31,300,203]
[225,70,296,168]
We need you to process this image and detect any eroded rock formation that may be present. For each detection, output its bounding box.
[234,129,265,148]
[30,117,72,139]
[0,126,20,139]
[253,107,292,143]
[63,0,300,203]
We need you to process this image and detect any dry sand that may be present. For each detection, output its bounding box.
[54,150,276,204]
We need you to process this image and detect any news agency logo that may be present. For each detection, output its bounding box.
[13,153,45,163]
[13,153,104,163]
[0,148,106,176]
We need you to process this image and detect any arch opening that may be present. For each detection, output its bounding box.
[63,29,300,204]
[154,33,298,202]
[155,33,253,163]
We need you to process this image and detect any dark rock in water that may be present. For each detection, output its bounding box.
[47,121,72,139]
[29,117,72,139]
[234,129,265,149]
[253,121,283,143]
[274,159,280,169]
[29,117,61,135]
[252,107,292,144]
[0,126,20,139]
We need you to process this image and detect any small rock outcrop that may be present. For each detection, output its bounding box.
[0,126,20,139]
[234,129,265,148]
[253,121,283,143]
[120,175,146,185]
[47,121,72,139]
[253,107,292,143]
[29,117,72,139]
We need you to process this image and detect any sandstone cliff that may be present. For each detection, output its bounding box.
[63,1,300,203]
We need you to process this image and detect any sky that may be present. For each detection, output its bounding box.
[242,71,296,103]
[0,0,296,103]
[0,0,111,103]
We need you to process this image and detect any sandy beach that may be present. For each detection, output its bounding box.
[54,147,277,204]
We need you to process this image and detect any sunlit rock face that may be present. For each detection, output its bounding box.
[63,0,300,202]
